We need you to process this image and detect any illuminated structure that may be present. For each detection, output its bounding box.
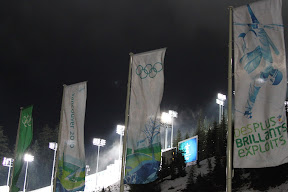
[2,157,13,186]
[161,112,171,149]
[93,138,106,191]
[216,93,226,123]
[178,136,198,166]
[23,154,34,192]
[48,142,57,192]
[169,110,178,148]
[116,125,125,161]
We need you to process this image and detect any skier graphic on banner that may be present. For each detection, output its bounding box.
[237,4,284,119]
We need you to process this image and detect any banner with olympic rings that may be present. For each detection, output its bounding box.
[124,48,166,184]
[233,0,288,168]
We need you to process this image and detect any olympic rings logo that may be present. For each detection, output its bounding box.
[136,62,163,79]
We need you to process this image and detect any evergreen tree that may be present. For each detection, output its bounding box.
[186,166,196,190]
[184,132,189,139]
[195,112,206,162]
[0,126,11,159]
[29,124,58,189]
[175,129,182,147]
[205,124,215,158]
[218,114,227,157]
[0,126,12,186]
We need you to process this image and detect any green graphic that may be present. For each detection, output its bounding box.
[56,154,85,192]
[136,62,163,79]
[11,106,33,192]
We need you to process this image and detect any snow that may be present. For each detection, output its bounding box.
[4,157,288,192]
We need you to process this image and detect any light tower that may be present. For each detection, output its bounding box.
[116,125,125,161]
[49,142,57,192]
[169,110,178,148]
[216,93,226,123]
[2,157,13,186]
[161,112,172,149]
[23,154,34,192]
[93,138,106,191]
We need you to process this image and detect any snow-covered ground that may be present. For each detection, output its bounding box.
[4,157,288,192]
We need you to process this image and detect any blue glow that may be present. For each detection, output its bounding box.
[178,137,197,163]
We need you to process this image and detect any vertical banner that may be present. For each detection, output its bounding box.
[10,106,33,192]
[124,48,166,184]
[56,82,87,192]
[234,0,288,168]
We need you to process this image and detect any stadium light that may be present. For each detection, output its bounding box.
[93,138,106,191]
[2,157,13,186]
[23,154,34,192]
[169,110,178,148]
[116,125,125,160]
[49,142,57,192]
[161,112,172,149]
[216,93,226,123]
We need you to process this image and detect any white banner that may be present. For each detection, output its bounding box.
[124,48,166,184]
[56,82,87,191]
[233,0,288,168]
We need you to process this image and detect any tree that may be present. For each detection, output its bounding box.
[0,126,12,186]
[141,118,161,160]
[206,122,217,158]
[195,112,206,162]
[0,126,11,159]
[175,129,182,147]
[184,132,189,139]
[186,166,196,190]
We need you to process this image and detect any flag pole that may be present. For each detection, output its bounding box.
[9,107,23,192]
[53,84,66,192]
[226,6,233,192]
[120,52,133,192]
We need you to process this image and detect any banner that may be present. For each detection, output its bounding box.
[233,0,288,168]
[56,82,87,192]
[10,106,33,192]
[124,48,166,184]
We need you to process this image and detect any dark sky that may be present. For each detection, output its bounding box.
[1,0,288,165]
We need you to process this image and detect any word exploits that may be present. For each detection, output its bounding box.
[234,116,287,158]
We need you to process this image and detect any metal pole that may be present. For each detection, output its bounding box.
[120,53,133,192]
[7,162,12,186]
[171,118,174,148]
[23,161,29,192]
[96,145,100,191]
[226,6,233,192]
[165,125,168,149]
[119,134,122,161]
[51,145,57,192]
[219,104,221,123]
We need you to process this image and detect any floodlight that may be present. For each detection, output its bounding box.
[2,157,13,186]
[218,93,226,101]
[24,154,34,162]
[216,99,224,106]
[49,142,57,150]
[161,112,172,124]
[169,110,178,118]
[116,125,125,136]
[2,157,13,167]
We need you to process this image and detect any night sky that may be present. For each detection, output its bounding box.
[1,0,288,169]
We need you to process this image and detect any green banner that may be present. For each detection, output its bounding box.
[10,106,33,192]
